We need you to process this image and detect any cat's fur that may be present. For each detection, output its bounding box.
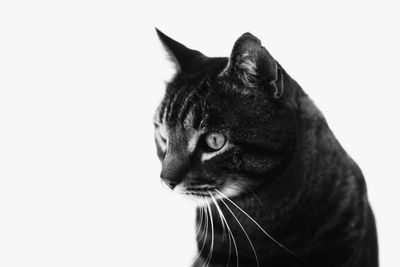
[154,29,378,267]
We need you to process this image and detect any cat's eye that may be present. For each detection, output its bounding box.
[205,132,226,151]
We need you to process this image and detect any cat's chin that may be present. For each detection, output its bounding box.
[172,184,212,206]
[182,194,213,207]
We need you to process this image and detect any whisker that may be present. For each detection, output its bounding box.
[209,192,227,241]
[217,192,260,267]
[192,198,209,265]
[209,192,235,267]
[195,204,204,237]
[202,196,215,267]
[215,189,304,262]
[200,202,208,267]
[159,179,170,190]
[247,188,264,208]
[221,184,263,207]
[186,185,216,190]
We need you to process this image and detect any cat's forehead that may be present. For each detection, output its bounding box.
[154,105,205,155]
[157,103,206,135]
[156,83,242,131]
[161,81,209,127]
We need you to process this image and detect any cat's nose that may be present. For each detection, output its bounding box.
[162,179,178,190]
[160,168,183,190]
[160,153,188,190]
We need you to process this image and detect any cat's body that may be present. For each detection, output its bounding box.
[154,29,378,267]
[193,90,378,267]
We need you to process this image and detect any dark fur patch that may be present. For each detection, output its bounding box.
[155,30,378,267]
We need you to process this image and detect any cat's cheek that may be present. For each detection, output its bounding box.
[231,150,244,170]
[218,178,246,198]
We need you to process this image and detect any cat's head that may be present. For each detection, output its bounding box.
[154,29,298,202]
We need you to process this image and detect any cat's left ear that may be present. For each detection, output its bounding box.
[223,32,284,98]
[156,28,205,73]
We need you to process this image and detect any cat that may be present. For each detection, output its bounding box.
[154,28,378,267]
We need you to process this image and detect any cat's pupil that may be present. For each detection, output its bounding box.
[205,132,225,151]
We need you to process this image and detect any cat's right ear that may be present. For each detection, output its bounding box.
[222,32,284,98]
[155,28,204,73]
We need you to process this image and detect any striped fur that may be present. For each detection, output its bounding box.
[154,29,378,267]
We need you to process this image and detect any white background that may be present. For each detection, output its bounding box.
[0,1,399,266]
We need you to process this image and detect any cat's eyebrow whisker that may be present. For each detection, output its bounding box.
[215,189,304,262]
[209,192,235,267]
[216,191,260,267]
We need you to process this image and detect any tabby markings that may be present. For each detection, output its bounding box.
[156,109,231,162]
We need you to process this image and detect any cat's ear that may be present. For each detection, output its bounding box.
[223,32,283,98]
[156,28,205,73]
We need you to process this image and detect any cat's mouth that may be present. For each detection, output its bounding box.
[173,184,218,203]
[173,181,243,204]
[160,176,246,204]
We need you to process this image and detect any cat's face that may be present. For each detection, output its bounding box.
[154,30,296,201]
